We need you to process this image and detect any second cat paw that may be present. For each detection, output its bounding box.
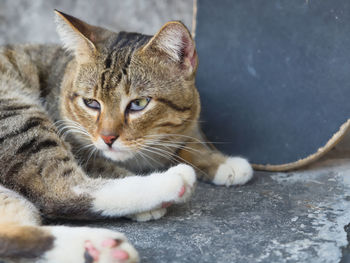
[212,157,253,187]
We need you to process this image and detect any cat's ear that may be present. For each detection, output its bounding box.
[54,10,102,62]
[143,21,198,75]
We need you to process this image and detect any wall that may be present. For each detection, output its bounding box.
[0,0,348,158]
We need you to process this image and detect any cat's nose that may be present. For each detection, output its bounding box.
[100,134,118,147]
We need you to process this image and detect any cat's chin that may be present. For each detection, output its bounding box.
[102,150,134,162]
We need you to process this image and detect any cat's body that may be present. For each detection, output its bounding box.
[0,11,253,263]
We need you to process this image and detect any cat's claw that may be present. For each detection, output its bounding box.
[128,207,167,222]
[162,202,173,208]
[212,157,253,187]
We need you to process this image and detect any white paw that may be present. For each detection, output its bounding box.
[128,207,167,222]
[163,164,197,203]
[42,226,139,263]
[212,157,253,186]
[90,164,196,218]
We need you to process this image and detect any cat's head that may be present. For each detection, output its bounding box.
[55,11,200,163]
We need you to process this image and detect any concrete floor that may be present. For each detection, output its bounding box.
[60,151,350,263]
[1,1,350,262]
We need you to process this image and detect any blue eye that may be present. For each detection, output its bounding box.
[128,97,151,112]
[83,98,101,110]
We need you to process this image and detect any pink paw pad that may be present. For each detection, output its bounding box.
[112,249,129,260]
[178,186,186,197]
[84,241,100,262]
[162,202,173,208]
[102,238,121,248]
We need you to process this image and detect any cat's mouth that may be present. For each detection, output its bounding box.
[102,148,135,162]
[94,137,136,162]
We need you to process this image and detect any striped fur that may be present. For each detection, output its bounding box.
[0,11,253,262]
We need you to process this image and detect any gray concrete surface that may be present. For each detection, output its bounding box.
[61,156,350,263]
[1,1,350,262]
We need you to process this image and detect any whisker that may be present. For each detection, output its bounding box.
[60,130,91,141]
[75,143,95,155]
[144,140,202,154]
[59,127,90,137]
[85,147,98,167]
[55,119,91,138]
[139,143,208,176]
[135,151,155,170]
[57,125,90,135]
[135,142,170,168]
[92,147,99,163]
[134,152,142,171]
[177,117,206,123]
[144,133,225,145]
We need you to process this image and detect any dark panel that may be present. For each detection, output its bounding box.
[195,0,350,165]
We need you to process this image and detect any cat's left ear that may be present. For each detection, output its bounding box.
[142,21,198,75]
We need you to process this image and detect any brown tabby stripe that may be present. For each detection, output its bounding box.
[1,104,32,111]
[104,56,112,68]
[124,82,131,95]
[0,98,16,104]
[156,122,184,128]
[38,71,49,98]
[61,168,74,177]
[99,33,151,91]
[0,111,21,120]
[61,156,71,162]
[106,31,128,50]
[36,157,72,179]
[156,98,192,112]
[16,139,58,155]
[5,161,24,180]
[100,69,109,90]
[0,116,46,144]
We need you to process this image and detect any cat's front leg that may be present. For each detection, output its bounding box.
[178,135,253,187]
[76,164,196,221]
[81,156,196,221]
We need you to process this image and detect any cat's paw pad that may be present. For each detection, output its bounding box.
[165,164,196,203]
[128,207,167,222]
[213,157,253,186]
[44,226,139,263]
[84,238,131,262]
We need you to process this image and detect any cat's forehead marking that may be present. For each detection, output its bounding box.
[97,32,151,96]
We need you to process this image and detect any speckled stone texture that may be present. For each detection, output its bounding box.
[1,1,350,263]
[59,155,350,263]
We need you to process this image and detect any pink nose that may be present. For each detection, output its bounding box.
[101,134,118,146]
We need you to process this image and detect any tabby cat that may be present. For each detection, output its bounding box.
[0,11,253,263]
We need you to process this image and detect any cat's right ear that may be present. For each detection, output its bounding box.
[54,10,101,62]
[142,21,198,76]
